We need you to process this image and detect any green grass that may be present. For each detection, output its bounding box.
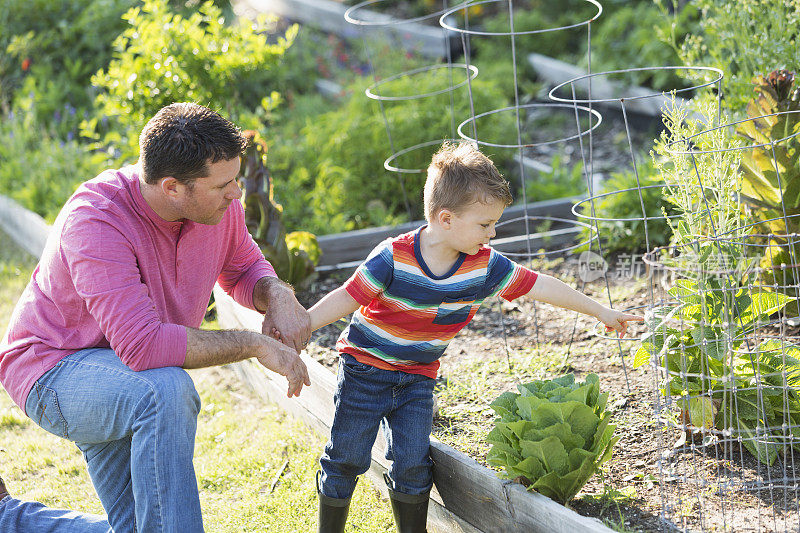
[0,229,394,532]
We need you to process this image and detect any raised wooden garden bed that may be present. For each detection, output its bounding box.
[213,284,615,533]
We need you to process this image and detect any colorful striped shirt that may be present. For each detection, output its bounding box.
[338,226,538,378]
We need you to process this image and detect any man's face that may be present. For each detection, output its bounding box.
[178,157,242,225]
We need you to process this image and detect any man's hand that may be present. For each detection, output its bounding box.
[598,308,644,339]
[256,336,311,397]
[256,277,312,352]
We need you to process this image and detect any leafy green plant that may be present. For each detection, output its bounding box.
[577,160,674,255]
[239,131,319,288]
[634,271,798,464]
[0,0,135,134]
[0,103,109,222]
[664,0,800,114]
[523,152,584,202]
[486,373,618,505]
[583,0,691,91]
[268,72,511,235]
[86,0,298,163]
[638,98,800,465]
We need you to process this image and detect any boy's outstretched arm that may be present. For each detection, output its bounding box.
[528,273,643,338]
[309,286,361,332]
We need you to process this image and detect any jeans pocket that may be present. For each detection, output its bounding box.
[27,382,68,439]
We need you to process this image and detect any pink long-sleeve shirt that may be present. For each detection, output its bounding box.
[0,165,276,412]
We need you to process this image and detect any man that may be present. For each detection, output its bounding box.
[0,102,312,532]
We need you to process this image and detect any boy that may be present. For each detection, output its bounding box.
[306,142,641,533]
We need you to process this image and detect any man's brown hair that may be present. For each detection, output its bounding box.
[139,102,247,186]
[424,141,512,221]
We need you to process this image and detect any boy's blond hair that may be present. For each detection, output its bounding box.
[423,141,512,221]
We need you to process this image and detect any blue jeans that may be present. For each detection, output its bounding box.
[0,495,111,533]
[318,354,435,500]
[18,348,202,532]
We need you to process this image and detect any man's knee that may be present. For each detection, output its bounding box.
[145,367,200,422]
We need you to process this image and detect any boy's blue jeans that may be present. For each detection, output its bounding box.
[12,347,203,533]
[319,354,436,500]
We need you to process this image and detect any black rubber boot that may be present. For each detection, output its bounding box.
[317,470,351,533]
[385,474,430,533]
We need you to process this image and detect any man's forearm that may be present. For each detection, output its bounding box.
[253,276,293,314]
[529,274,607,318]
[184,327,268,369]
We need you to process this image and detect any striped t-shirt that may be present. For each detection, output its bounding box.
[337,226,538,378]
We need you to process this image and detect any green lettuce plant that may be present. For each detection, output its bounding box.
[486,373,618,505]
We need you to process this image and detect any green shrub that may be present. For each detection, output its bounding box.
[577,160,674,255]
[486,373,618,504]
[586,1,691,91]
[0,104,110,222]
[667,0,800,114]
[268,72,512,235]
[0,0,135,134]
[523,152,584,203]
[87,0,299,164]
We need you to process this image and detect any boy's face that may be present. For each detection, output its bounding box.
[440,197,505,255]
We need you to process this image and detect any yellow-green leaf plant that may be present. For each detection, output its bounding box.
[486,374,619,505]
[736,70,800,315]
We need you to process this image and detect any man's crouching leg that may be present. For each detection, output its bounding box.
[25,348,202,533]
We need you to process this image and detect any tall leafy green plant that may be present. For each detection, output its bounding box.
[486,373,618,505]
[86,0,297,163]
[639,99,800,465]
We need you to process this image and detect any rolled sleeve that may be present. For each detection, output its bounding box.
[217,201,278,311]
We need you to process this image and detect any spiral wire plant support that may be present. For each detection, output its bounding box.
[343,0,800,530]
[437,0,606,357]
[344,0,478,220]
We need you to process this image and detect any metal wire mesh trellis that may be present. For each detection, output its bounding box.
[343,0,800,531]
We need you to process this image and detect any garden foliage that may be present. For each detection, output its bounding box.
[486,373,618,504]
[239,131,319,288]
[0,103,109,222]
[86,0,300,163]
[639,99,800,465]
[0,0,134,132]
[665,0,800,114]
[268,71,512,234]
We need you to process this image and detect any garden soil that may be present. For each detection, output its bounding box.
[296,255,800,533]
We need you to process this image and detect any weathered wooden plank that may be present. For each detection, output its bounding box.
[213,286,615,533]
[236,0,450,59]
[0,194,50,258]
[316,197,579,266]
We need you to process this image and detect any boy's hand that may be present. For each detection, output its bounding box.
[598,308,644,339]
